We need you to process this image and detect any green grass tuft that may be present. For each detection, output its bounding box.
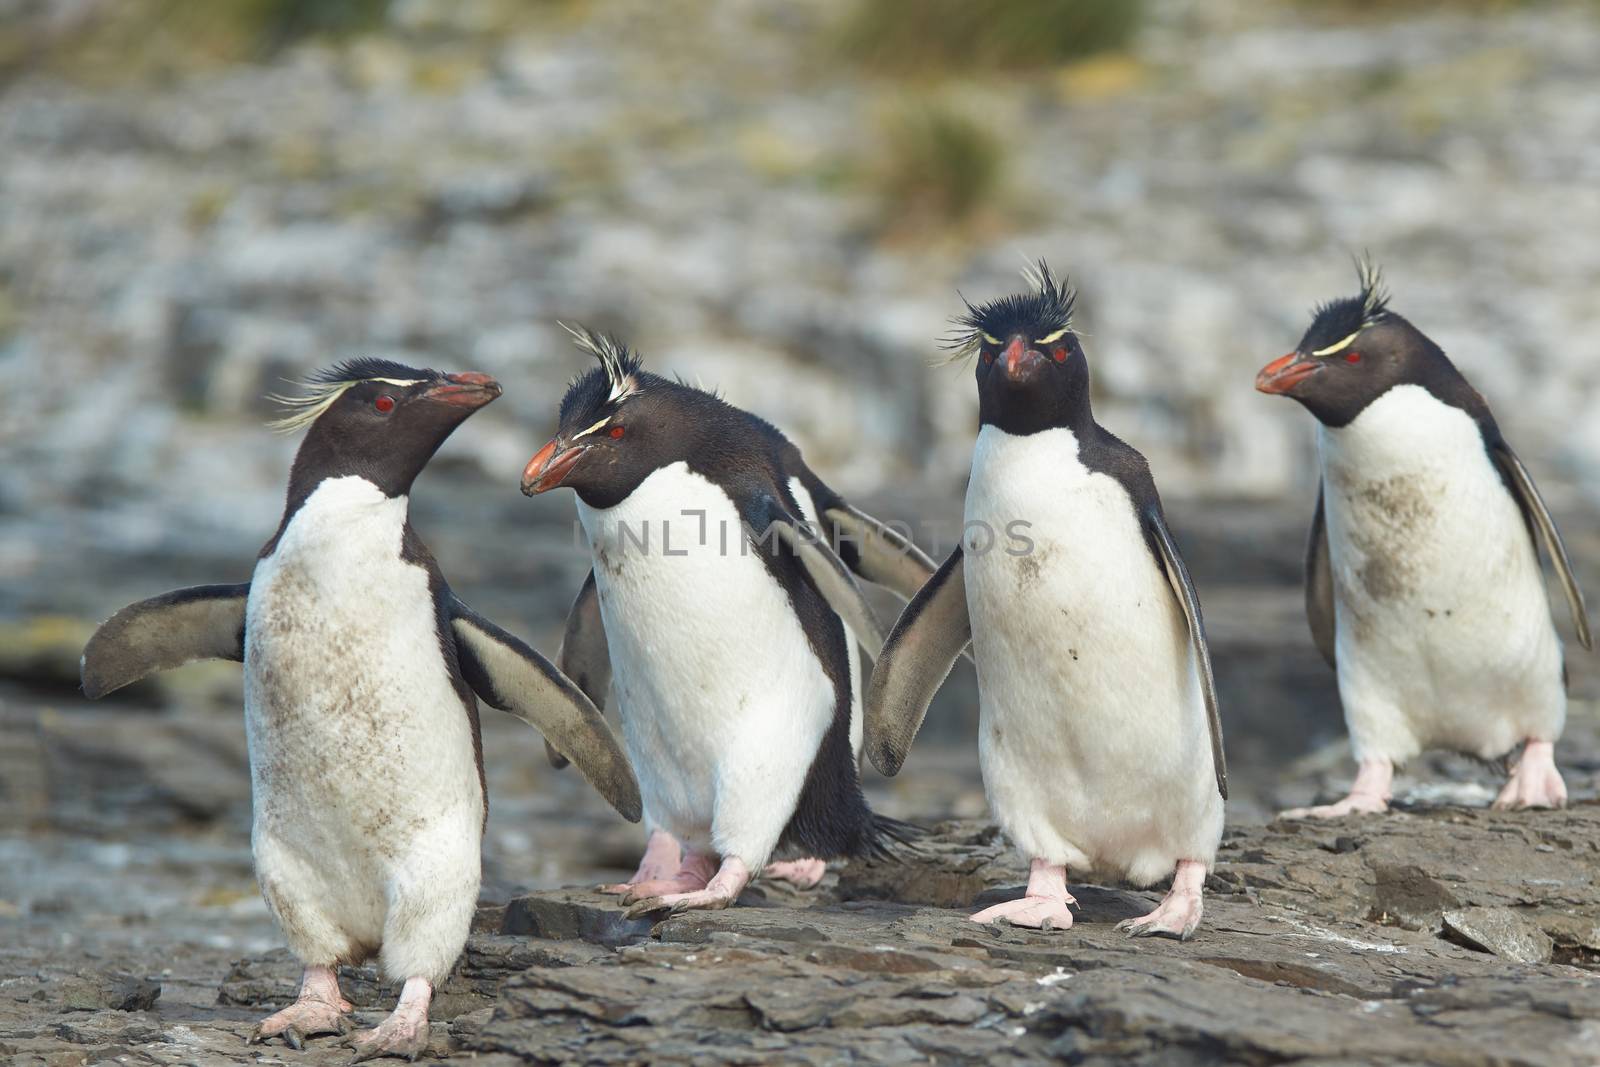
[875,103,1006,231]
[841,0,1143,75]
[25,0,395,81]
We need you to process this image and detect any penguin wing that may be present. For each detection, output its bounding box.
[543,570,611,771]
[80,584,250,699]
[864,547,970,777]
[449,597,642,822]
[776,447,936,600]
[1491,441,1594,651]
[1144,507,1228,800]
[824,502,937,600]
[759,498,887,660]
[1306,483,1338,668]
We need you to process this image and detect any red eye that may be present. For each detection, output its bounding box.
[609,425,625,439]
[1053,347,1068,363]
[374,395,396,413]
[981,351,995,365]
[1345,352,1362,364]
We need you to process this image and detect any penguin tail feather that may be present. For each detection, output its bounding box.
[860,813,926,861]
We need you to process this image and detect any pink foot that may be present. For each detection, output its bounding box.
[620,850,717,904]
[969,858,1077,931]
[245,965,352,1049]
[1493,740,1567,810]
[346,976,431,1063]
[1117,859,1206,941]
[1280,757,1393,819]
[601,829,683,895]
[626,857,751,918]
[763,857,827,889]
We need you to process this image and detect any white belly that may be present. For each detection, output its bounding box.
[244,477,482,960]
[964,426,1221,884]
[1319,386,1565,762]
[577,462,836,864]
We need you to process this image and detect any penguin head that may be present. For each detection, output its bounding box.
[522,327,689,509]
[1256,260,1449,427]
[949,261,1092,435]
[273,358,502,497]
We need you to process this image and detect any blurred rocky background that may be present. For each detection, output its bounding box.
[1,0,1599,1061]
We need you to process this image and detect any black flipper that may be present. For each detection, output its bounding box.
[80,584,250,699]
[763,504,886,660]
[1491,441,1593,651]
[827,499,976,667]
[449,596,641,822]
[865,547,970,777]
[1306,483,1338,669]
[1144,506,1228,800]
[823,502,937,600]
[545,570,612,770]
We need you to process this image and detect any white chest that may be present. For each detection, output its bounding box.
[576,462,799,656]
[244,477,480,835]
[575,463,835,827]
[1318,386,1536,616]
[963,425,1174,650]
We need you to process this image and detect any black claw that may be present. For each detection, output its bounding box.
[284,1026,304,1051]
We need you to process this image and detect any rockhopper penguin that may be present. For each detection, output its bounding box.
[80,360,640,1061]
[1256,260,1592,817]
[521,328,922,917]
[865,263,1227,939]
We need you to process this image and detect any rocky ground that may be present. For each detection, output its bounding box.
[3,804,1600,1066]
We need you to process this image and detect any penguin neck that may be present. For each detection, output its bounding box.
[280,419,443,518]
[981,380,1097,438]
[264,474,411,559]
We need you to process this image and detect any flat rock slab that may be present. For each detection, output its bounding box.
[1442,907,1556,965]
[7,806,1600,1066]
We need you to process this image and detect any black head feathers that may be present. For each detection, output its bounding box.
[269,358,441,432]
[944,260,1077,361]
[1298,254,1392,357]
[308,357,440,388]
[558,324,645,424]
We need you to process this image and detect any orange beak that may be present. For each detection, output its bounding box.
[1000,335,1047,380]
[1003,337,1026,374]
[423,371,502,408]
[521,436,589,495]
[1255,353,1321,395]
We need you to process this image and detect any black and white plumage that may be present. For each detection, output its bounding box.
[81,363,639,1060]
[867,262,1226,940]
[1258,261,1591,817]
[522,330,925,916]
